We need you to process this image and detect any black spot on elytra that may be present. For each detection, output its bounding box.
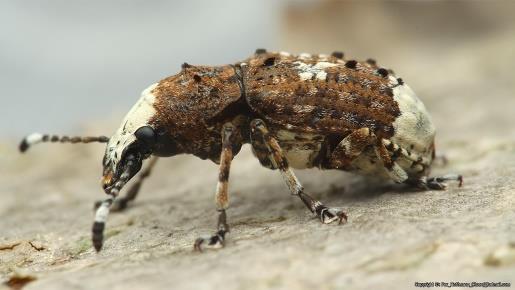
[255,48,267,54]
[345,60,357,69]
[181,62,191,69]
[263,57,275,66]
[331,51,344,59]
[377,68,389,77]
[397,78,404,85]
[193,74,202,82]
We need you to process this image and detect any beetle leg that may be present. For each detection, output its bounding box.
[194,123,235,251]
[94,156,159,212]
[250,119,347,224]
[416,174,463,190]
[375,140,409,183]
[328,128,375,169]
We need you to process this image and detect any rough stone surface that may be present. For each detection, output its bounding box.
[2,6,515,290]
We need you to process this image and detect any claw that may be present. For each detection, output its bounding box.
[193,230,226,252]
[318,206,348,224]
[425,174,463,190]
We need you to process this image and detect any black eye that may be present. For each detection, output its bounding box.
[134,126,156,148]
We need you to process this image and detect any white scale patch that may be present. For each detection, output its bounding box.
[294,61,337,81]
[105,83,158,168]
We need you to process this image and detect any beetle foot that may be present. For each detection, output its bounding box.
[419,174,463,190]
[193,230,226,252]
[316,204,348,224]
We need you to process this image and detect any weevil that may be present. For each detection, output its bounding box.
[20,49,462,252]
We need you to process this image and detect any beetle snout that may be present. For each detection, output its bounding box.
[101,171,114,191]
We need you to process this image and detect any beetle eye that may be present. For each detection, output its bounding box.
[134,126,156,148]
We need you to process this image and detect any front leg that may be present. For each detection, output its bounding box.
[194,123,236,251]
[250,119,347,224]
[94,156,159,212]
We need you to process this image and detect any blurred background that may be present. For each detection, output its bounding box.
[1,0,514,140]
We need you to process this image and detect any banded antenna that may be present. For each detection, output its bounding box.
[19,133,109,152]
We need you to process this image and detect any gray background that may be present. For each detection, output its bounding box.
[0,0,281,138]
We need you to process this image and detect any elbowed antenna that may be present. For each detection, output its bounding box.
[19,133,109,152]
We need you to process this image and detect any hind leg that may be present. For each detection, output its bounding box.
[326,127,375,169]
[415,174,463,190]
[251,119,347,224]
[378,140,462,189]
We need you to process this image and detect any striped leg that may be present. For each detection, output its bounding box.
[328,128,375,169]
[417,174,463,190]
[250,119,347,224]
[375,140,409,183]
[94,156,159,212]
[194,123,235,251]
[92,155,136,252]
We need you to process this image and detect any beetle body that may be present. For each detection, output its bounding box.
[21,50,461,252]
[106,51,434,182]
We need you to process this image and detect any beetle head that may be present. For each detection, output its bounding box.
[102,83,159,194]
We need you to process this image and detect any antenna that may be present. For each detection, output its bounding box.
[19,133,109,152]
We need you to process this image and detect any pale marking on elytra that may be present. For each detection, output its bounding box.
[299,53,312,59]
[391,84,434,154]
[294,61,337,81]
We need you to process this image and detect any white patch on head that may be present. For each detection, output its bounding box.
[391,84,435,156]
[105,83,158,168]
[294,61,337,81]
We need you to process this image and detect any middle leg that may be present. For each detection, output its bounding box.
[194,122,237,251]
[250,119,347,224]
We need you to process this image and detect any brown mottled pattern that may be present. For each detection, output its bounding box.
[150,65,241,159]
[242,52,401,139]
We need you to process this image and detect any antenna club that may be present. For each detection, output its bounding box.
[19,133,44,153]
